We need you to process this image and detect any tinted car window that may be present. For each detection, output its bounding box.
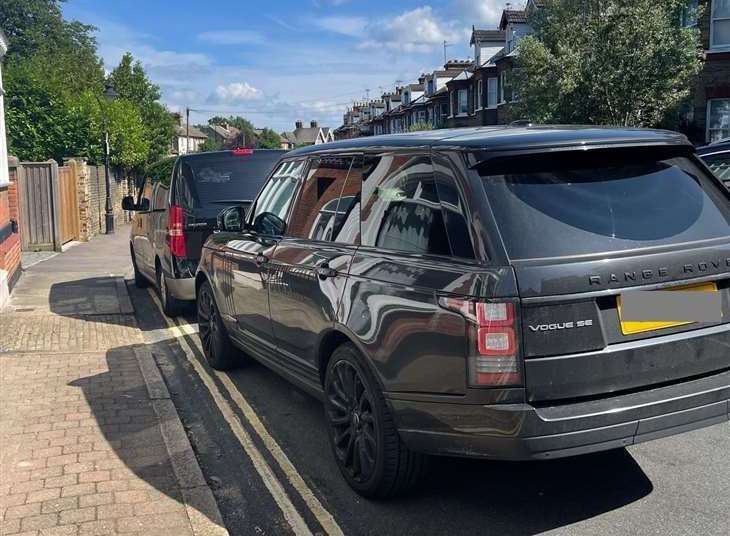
[251,159,307,235]
[434,165,475,259]
[287,156,353,241]
[138,180,154,211]
[332,156,363,245]
[480,150,730,260]
[174,152,282,215]
[361,153,450,256]
[152,182,169,211]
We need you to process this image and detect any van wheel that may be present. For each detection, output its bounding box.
[130,245,149,288]
[197,280,239,370]
[156,263,183,317]
[324,343,427,498]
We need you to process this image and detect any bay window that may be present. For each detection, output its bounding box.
[457,89,468,115]
[487,78,498,108]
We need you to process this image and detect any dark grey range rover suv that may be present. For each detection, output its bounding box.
[195,126,730,498]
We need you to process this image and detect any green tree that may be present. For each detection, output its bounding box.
[108,53,176,164]
[513,0,703,128]
[198,137,224,152]
[256,128,282,149]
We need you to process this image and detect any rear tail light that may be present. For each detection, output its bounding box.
[438,297,522,387]
[232,148,254,156]
[167,204,187,257]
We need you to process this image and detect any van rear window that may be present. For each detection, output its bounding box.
[177,152,282,211]
[479,150,730,260]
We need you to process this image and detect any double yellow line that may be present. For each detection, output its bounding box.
[147,289,344,536]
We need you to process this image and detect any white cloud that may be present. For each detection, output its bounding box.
[315,16,366,38]
[210,82,263,103]
[197,30,264,45]
[358,7,464,53]
[451,0,505,27]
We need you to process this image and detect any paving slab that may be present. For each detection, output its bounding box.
[1,227,226,536]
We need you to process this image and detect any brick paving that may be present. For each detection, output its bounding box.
[0,229,213,536]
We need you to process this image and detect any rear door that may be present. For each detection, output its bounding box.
[267,155,359,373]
[478,148,730,402]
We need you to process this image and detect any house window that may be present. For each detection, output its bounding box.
[457,89,468,115]
[499,72,507,104]
[712,0,730,49]
[476,79,483,110]
[487,78,498,108]
[427,79,434,95]
[707,99,730,142]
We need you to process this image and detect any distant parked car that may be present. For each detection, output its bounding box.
[698,139,730,187]
[122,149,285,315]
[195,127,730,498]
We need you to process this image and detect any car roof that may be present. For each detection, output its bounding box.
[178,149,287,161]
[286,126,691,157]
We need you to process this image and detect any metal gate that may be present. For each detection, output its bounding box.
[58,166,79,244]
[17,161,62,251]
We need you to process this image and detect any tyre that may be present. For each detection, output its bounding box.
[156,262,183,317]
[324,343,427,498]
[197,280,240,370]
[130,245,149,288]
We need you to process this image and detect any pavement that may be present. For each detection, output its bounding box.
[0,228,226,536]
[2,229,729,536]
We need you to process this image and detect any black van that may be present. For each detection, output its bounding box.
[123,149,284,315]
[195,127,730,498]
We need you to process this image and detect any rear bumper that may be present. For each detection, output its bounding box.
[165,276,196,301]
[388,371,730,460]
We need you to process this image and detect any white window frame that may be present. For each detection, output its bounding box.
[476,79,483,111]
[499,72,507,104]
[711,0,730,50]
[487,77,498,108]
[707,98,730,143]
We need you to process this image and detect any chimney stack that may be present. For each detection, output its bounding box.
[310,120,318,128]
[295,120,303,129]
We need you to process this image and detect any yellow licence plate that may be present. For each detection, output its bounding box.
[617,282,719,336]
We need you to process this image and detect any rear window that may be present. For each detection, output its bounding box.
[176,152,282,211]
[479,150,730,260]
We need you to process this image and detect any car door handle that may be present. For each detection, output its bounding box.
[316,263,338,279]
[255,254,268,266]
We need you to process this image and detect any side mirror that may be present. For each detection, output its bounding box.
[253,211,286,236]
[217,206,248,232]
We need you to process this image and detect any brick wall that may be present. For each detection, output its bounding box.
[0,156,22,307]
[73,161,131,238]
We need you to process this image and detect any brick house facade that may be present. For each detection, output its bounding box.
[0,29,21,308]
[685,0,730,143]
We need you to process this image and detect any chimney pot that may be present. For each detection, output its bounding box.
[310,120,318,128]
[295,120,303,129]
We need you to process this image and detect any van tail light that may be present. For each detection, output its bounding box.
[167,204,187,257]
[438,297,522,387]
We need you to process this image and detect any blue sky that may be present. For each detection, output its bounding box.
[62,0,507,132]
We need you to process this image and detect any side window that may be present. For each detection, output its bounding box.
[138,180,154,211]
[251,159,307,235]
[287,156,353,241]
[174,162,196,210]
[152,181,169,211]
[360,153,451,256]
[434,162,475,259]
[332,156,362,245]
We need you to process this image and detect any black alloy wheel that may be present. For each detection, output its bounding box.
[197,280,238,370]
[327,360,378,484]
[324,343,426,498]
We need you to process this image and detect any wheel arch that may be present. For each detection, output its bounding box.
[316,327,386,394]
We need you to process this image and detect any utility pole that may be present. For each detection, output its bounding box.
[186,107,190,154]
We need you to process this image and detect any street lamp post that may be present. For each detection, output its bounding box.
[100,83,118,234]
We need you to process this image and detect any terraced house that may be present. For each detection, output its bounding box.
[335,1,729,144]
